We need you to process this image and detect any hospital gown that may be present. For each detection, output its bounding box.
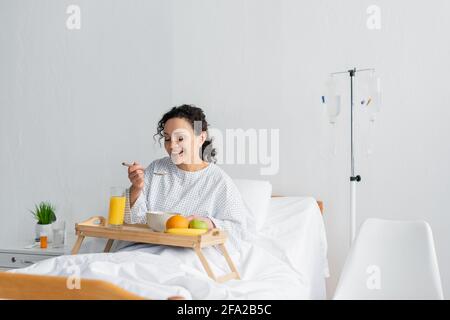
[124,156,249,249]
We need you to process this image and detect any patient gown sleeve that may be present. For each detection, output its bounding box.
[124,164,152,224]
[208,178,249,248]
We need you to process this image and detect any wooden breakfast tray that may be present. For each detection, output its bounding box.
[71,216,240,283]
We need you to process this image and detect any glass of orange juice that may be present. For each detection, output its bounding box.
[108,187,126,227]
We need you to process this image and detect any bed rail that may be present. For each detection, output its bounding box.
[0,272,184,300]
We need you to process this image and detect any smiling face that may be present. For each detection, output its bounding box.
[163,117,207,165]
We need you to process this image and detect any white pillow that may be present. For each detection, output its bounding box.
[233,179,272,230]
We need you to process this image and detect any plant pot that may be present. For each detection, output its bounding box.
[35,223,53,243]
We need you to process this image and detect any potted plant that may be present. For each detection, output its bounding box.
[30,202,57,242]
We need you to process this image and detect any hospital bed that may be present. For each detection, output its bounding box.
[0,196,327,300]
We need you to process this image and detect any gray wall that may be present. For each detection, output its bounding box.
[1,0,450,298]
[0,0,172,243]
[171,0,450,298]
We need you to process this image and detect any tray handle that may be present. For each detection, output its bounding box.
[78,216,106,226]
[204,228,226,237]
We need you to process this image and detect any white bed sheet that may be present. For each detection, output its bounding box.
[9,197,329,299]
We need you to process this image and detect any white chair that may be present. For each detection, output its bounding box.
[334,218,444,300]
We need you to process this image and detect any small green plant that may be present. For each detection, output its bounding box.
[30,202,57,225]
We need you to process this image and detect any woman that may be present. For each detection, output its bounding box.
[125,104,248,247]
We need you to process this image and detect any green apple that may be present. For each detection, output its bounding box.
[189,219,209,230]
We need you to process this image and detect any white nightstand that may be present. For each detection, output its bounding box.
[0,238,75,271]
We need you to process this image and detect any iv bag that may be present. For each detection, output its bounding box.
[324,76,341,155]
[368,73,381,122]
[325,76,341,124]
[366,73,382,156]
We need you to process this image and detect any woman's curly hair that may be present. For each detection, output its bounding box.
[154,104,217,163]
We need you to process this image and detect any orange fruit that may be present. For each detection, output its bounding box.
[166,215,189,230]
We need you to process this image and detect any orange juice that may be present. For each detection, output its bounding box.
[108,196,126,226]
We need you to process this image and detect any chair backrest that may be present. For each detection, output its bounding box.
[334,218,444,300]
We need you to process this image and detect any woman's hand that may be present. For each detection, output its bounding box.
[128,162,145,208]
[128,162,145,191]
[186,215,215,229]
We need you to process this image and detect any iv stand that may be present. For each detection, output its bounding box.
[330,67,375,246]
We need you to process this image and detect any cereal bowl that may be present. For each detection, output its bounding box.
[146,211,177,232]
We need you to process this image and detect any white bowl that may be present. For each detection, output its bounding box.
[146,211,176,232]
